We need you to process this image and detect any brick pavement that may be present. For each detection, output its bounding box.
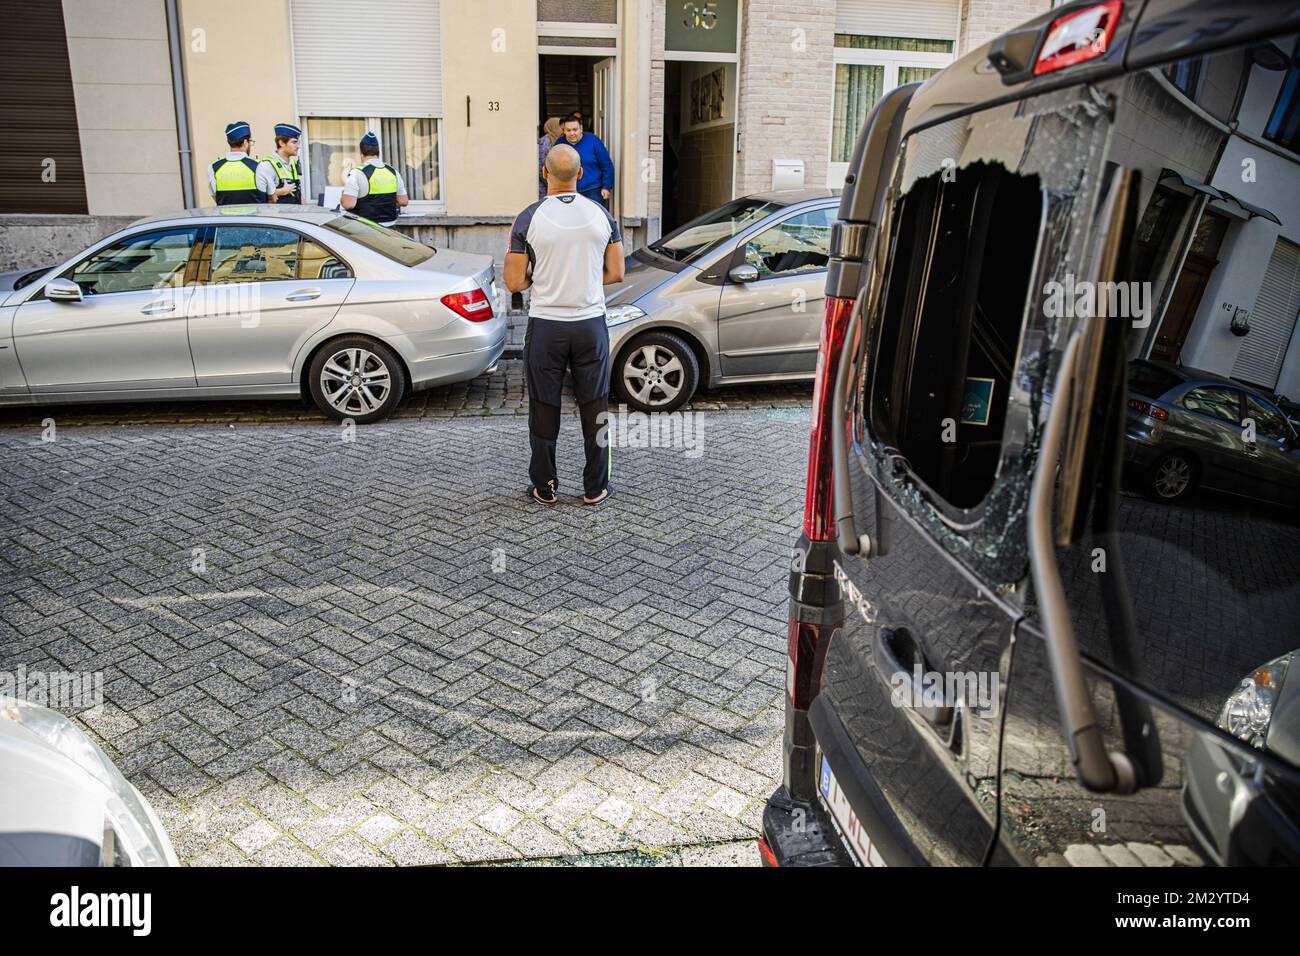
[0,398,812,865]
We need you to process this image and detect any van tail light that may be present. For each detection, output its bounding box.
[1127,398,1169,421]
[1033,1,1121,75]
[803,295,856,541]
[787,615,841,711]
[441,288,494,321]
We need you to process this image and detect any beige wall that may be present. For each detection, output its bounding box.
[62,0,184,216]
[178,0,296,207]
[439,0,537,218]
[620,0,652,220]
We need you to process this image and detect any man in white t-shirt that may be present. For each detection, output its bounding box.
[505,143,625,506]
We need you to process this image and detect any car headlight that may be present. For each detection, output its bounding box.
[0,696,174,866]
[1217,653,1293,749]
[606,304,646,326]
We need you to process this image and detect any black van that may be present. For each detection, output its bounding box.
[761,0,1300,867]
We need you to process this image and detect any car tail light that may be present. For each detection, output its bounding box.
[440,288,494,321]
[1127,398,1169,421]
[1033,1,1121,76]
[803,295,855,541]
[757,837,778,867]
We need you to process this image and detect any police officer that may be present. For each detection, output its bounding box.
[209,121,278,205]
[341,131,408,225]
[261,122,303,204]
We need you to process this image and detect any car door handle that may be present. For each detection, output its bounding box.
[140,302,176,315]
[285,288,322,301]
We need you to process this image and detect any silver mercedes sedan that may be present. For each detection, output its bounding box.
[0,206,506,423]
[603,188,838,413]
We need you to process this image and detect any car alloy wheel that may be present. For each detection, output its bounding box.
[1154,454,1192,500]
[612,331,701,414]
[320,347,392,417]
[623,344,686,408]
[308,336,407,423]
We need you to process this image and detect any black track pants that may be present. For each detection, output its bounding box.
[524,315,611,497]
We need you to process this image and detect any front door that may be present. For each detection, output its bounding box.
[1151,253,1215,362]
[716,206,833,377]
[13,226,200,392]
[187,225,353,387]
[593,56,618,219]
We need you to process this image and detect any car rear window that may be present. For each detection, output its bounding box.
[1127,361,1182,399]
[322,215,435,267]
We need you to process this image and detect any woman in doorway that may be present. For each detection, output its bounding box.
[538,117,562,199]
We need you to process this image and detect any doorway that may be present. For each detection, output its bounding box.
[1151,210,1229,364]
[661,60,736,234]
[538,53,618,215]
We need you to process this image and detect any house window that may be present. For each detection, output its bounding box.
[830,34,954,175]
[1264,41,1300,154]
[290,0,444,210]
[303,117,442,209]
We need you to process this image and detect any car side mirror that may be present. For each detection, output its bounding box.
[728,263,760,284]
[45,278,83,302]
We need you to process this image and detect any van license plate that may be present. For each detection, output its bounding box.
[819,754,887,867]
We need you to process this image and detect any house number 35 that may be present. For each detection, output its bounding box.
[682,1,719,30]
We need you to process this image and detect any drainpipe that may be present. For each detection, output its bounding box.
[165,0,197,208]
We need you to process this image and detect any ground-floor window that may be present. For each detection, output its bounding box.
[829,34,953,184]
[303,117,442,210]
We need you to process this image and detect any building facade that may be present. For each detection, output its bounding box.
[0,0,1049,274]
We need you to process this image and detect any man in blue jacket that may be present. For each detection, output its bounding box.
[560,113,614,208]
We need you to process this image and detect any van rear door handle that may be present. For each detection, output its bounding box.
[285,288,321,301]
[872,626,953,728]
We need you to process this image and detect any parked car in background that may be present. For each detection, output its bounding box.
[0,696,178,866]
[1125,360,1300,506]
[762,0,1300,867]
[604,189,838,413]
[0,207,506,423]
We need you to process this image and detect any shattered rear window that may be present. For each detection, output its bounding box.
[859,87,1113,586]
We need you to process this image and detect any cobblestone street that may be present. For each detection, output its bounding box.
[0,374,814,866]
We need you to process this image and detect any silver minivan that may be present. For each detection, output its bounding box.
[604,188,838,412]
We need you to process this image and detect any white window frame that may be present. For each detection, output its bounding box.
[301,115,447,216]
[827,45,953,187]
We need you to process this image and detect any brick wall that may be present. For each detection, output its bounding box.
[959,0,1054,57]
[648,0,665,234]
[734,0,836,196]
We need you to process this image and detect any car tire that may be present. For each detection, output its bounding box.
[1146,451,1198,503]
[612,331,700,414]
[307,336,407,424]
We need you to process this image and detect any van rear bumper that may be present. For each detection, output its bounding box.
[760,785,855,867]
